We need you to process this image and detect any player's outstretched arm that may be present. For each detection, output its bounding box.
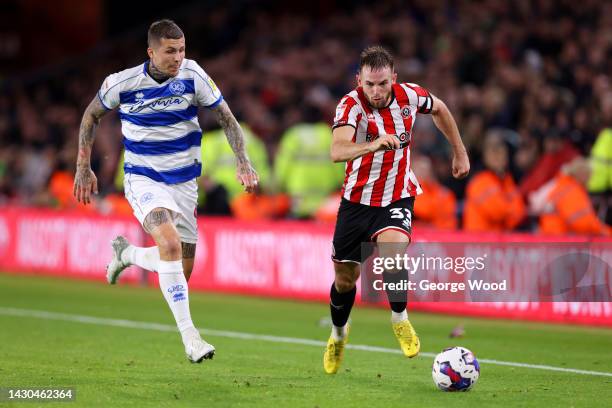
[211,100,259,193]
[330,125,399,163]
[430,95,470,179]
[73,95,109,204]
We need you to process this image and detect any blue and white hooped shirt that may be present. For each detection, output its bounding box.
[98,59,223,184]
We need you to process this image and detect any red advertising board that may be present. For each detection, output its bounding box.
[1,207,610,327]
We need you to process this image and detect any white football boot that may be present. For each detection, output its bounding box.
[184,331,216,363]
[106,236,131,284]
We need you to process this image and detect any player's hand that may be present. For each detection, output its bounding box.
[236,159,259,193]
[73,165,98,204]
[452,149,470,179]
[371,134,400,152]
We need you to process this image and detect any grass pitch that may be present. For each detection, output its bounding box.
[0,273,610,407]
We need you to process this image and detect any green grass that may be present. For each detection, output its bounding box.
[0,273,610,407]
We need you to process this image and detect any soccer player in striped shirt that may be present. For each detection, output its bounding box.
[73,20,258,363]
[323,46,470,374]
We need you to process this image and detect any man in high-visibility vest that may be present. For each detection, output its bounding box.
[412,155,457,230]
[464,132,526,231]
[201,123,271,201]
[588,128,612,225]
[531,157,611,236]
[275,122,345,218]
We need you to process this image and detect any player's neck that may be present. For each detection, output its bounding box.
[147,61,171,84]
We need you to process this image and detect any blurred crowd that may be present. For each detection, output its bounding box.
[0,0,610,235]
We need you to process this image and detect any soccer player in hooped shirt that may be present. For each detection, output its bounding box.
[73,20,258,363]
[323,46,470,374]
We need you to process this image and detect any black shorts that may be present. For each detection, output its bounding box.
[332,197,415,264]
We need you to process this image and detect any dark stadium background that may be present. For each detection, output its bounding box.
[1,0,609,226]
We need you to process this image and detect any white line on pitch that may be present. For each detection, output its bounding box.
[0,306,610,378]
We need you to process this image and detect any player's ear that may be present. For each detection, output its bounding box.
[392,72,397,83]
[356,73,361,87]
[147,47,154,59]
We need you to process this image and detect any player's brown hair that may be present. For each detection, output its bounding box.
[148,19,184,47]
[359,46,394,72]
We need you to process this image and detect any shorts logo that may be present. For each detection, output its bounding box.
[140,192,154,205]
[401,106,411,118]
[169,80,186,96]
[402,217,411,230]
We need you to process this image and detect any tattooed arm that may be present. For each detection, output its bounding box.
[73,95,110,204]
[211,100,259,193]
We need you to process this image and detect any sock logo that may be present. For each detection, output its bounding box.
[168,285,186,302]
[330,302,344,310]
[167,285,185,294]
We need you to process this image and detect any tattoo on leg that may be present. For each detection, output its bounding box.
[181,243,196,259]
[143,209,171,231]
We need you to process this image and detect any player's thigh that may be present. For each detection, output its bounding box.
[169,180,199,248]
[181,242,196,280]
[332,199,373,264]
[124,174,182,227]
[371,197,414,259]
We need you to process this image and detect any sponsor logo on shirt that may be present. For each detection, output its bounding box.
[128,96,190,113]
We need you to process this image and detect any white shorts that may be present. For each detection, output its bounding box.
[124,173,198,244]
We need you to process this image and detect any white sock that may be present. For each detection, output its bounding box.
[331,324,347,341]
[391,309,408,324]
[122,245,160,272]
[157,260,196,341]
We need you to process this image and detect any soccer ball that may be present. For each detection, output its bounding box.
[432,346,480,391]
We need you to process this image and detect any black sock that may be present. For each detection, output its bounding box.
[329,283,356,327]
[382,270,408,313]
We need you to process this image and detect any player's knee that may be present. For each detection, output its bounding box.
[335,277,356,293]
[157,235,182,260]
[334,263,359,292]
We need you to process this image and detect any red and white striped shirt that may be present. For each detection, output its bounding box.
[333,82,434,207]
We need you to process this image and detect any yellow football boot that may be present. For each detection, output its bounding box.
[392,320,420,358]
[323,326,349,374]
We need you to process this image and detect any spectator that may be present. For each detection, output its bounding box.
[464,131,526,232]
[412,155,457,230]
[274,122,344,218]
[530,157,611,236]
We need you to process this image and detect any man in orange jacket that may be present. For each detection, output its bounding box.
[530,157,611,236]
[464,132,526,231]
[412,155,457,230]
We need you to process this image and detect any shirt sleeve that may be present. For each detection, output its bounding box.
[98,74,120,110]
[333,95,361,129]
[190,62,223,108]
[405,83,433,114]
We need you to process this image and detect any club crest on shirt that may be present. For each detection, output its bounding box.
[401,106,411,118]
[169,80,186,96]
